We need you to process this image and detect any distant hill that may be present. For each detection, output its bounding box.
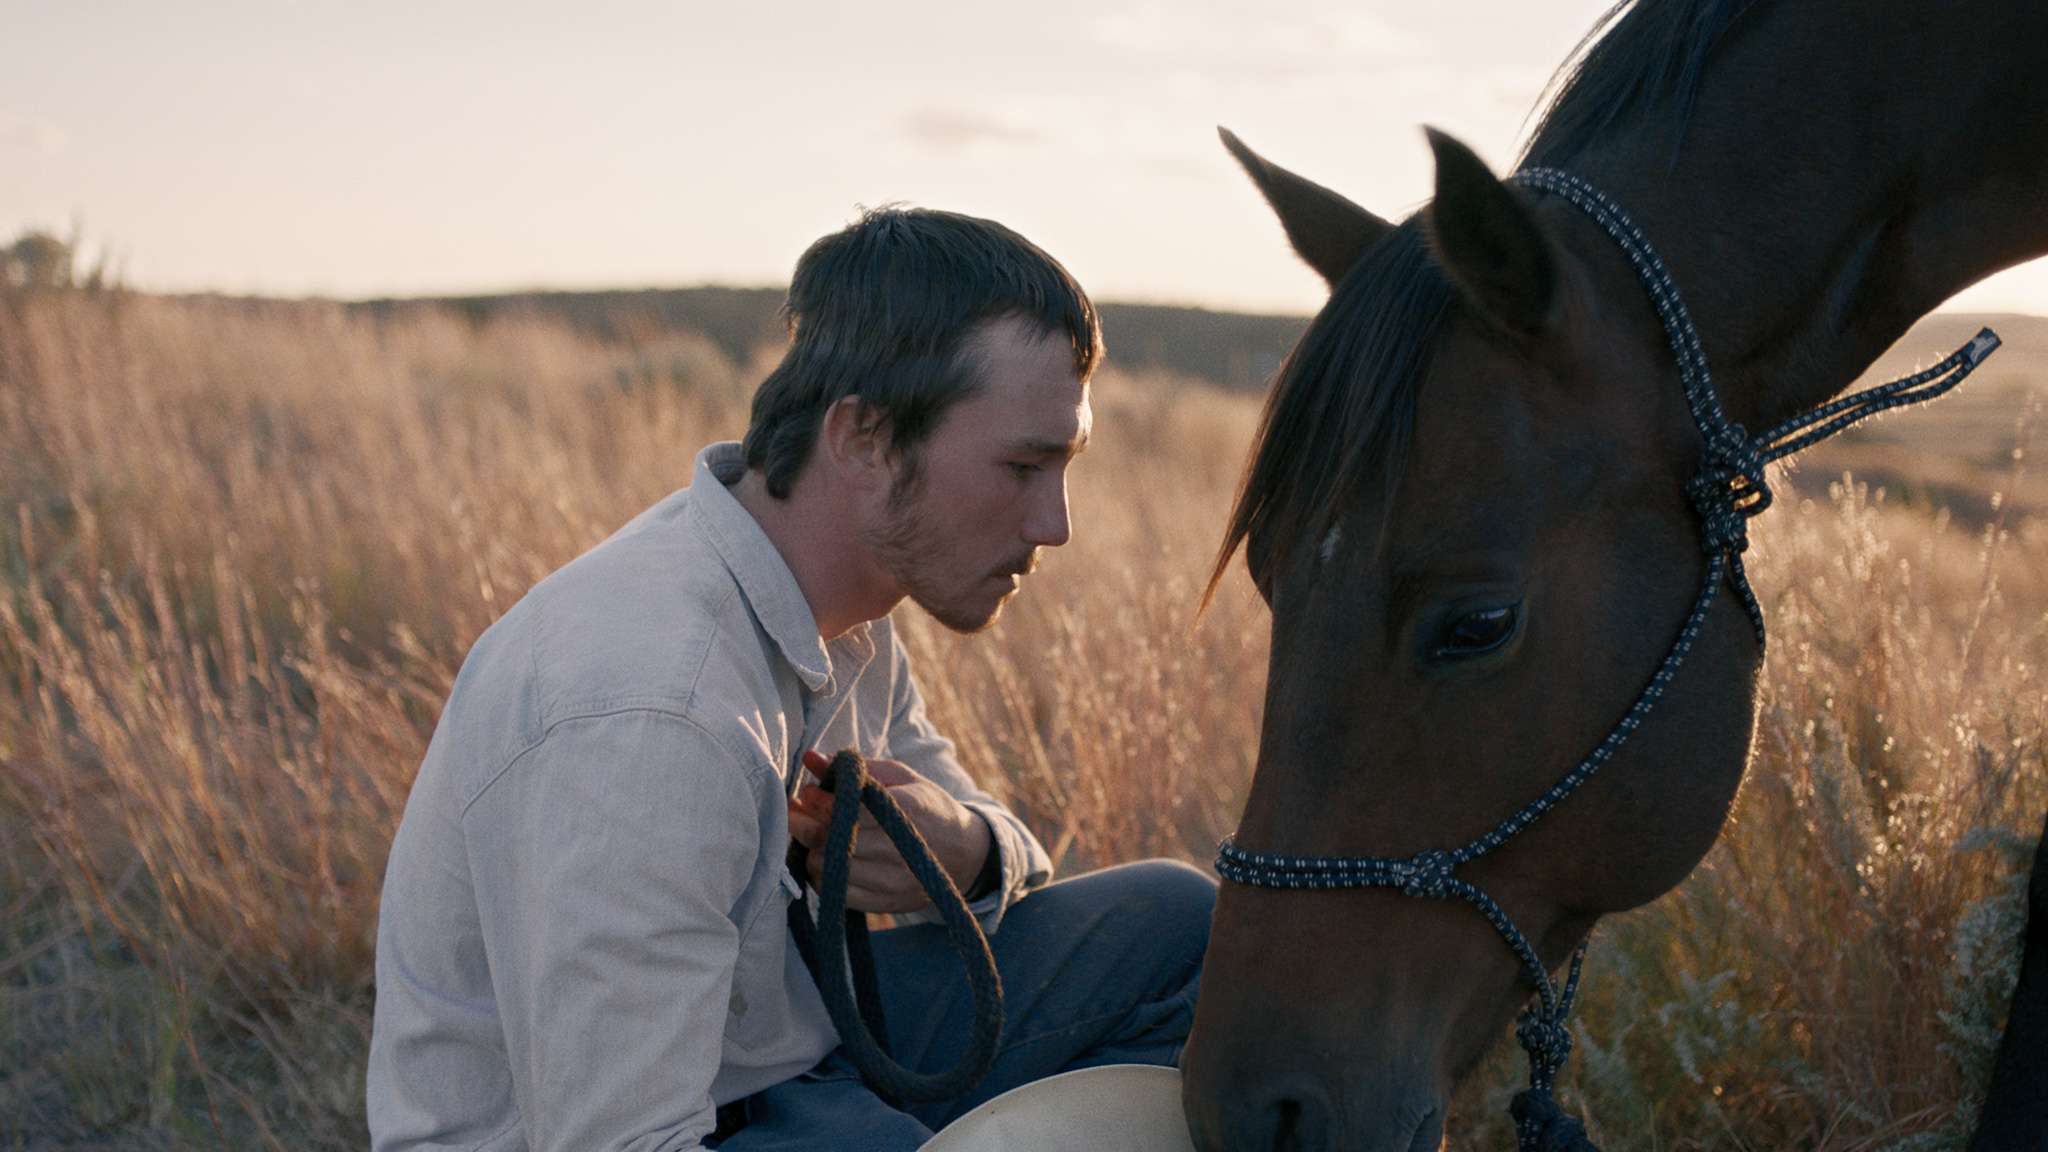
[349,287,2046,418]
[351,286,791,367]
[350,286,1311,391]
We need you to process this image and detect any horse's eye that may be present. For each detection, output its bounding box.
[1435,605,1519,659]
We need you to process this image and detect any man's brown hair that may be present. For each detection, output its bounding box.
[743,206,1102,498]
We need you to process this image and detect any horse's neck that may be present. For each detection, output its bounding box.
[1577,0,2048,430]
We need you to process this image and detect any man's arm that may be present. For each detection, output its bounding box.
[881,630,1054,932]
[464,708,767,1152]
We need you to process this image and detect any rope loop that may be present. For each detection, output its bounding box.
[791,749,1005,1103]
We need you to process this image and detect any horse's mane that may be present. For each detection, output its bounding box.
[1522,0,1764,167]
[1208,0,1766,600]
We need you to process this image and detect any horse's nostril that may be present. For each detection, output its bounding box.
[1272,1097,1301,1150]
[1265,1092,1328,1151]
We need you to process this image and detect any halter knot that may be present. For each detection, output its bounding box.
[1685,423,1771,556]
[1515,1011,1575,1080]
[1398,848,1455,900]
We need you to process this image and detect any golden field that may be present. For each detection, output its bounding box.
[0,292,2043,1150]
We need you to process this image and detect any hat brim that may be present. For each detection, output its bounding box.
[923,1063,1195,1152]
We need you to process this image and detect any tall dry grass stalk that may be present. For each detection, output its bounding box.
[0,291,2040,1148]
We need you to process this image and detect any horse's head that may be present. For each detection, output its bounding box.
[1180,129,1764,1150]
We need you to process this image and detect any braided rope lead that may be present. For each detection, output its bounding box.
[791,750,1004,1103]
[1217,166,2001,1152]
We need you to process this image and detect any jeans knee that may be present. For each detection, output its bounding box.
[1130,857,1218,909]
[1109,858,1217,954]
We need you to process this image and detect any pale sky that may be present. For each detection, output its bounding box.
[5,0,2045,316]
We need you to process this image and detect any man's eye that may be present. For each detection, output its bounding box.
[1008,462,1042,478]
[1433,605,1520,659]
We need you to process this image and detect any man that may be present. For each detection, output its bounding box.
[367,207,1217,1152]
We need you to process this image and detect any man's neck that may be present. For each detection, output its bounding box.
[729,468,901,642]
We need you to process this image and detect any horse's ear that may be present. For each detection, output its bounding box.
[1219,127,1390,289]
[1423,127,1559,336]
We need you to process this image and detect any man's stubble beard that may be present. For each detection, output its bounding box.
[864,461,1020,636]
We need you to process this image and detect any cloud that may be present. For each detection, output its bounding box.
[0,109,67,155]
[900,107,1045,153]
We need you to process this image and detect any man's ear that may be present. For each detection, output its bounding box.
[819,396,892,489]
[1423,126,1560,336]
[1220,127,1392,289]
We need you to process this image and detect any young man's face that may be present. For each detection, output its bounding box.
[864,314,1092,633]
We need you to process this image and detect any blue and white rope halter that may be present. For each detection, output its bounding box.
[1216,167,2001,1152]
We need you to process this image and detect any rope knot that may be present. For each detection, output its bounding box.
[1398,848,1455,900]
[1515,1011,1574,1080]
[1686,423,1770,555]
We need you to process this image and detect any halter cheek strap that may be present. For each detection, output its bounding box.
[1216,166,2000,1152]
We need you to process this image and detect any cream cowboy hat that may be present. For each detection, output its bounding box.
[922,1064,1195,1151]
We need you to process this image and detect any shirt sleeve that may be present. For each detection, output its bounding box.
[462,708,769,1152]
[881,632,1054,933]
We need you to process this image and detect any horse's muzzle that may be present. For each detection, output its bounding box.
[1180,1082,1445,1152]
[1181,1041,1447,1152]
[1182,1088,1329,1151]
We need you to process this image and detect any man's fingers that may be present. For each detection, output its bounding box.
[791,793,882,846]
[807,799,883,837]
[792,791,832,823]
[787,808,826,849]
[854,823,915,865]
[845,876,931,915]
[860,757,923,787]
[809,851,925,913]
[803,749,916,784]
[797,770,935,908]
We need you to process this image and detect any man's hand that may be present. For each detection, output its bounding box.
[787,750,993,914]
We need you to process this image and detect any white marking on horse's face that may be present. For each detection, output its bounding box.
[1319,525,1343,564]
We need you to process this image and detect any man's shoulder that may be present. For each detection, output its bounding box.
[466,487,782,733]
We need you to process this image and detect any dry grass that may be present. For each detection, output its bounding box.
[0,292,2041,1149]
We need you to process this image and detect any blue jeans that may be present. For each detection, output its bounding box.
[711,859,1216,1150]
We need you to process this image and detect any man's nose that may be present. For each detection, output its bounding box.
[1024,473,1072,547]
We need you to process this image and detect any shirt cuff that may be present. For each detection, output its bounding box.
[959,800,1052,934]
[962,811,1002,901]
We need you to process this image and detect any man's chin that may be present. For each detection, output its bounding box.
[915,588,1012,636]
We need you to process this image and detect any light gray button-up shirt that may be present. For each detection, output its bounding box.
[367,442,1054,1152]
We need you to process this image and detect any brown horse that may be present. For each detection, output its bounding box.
[1179,1,2048,1148]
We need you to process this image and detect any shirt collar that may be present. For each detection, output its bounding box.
[689,442,872,693]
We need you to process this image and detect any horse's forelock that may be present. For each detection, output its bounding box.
[1208,222,1454,604]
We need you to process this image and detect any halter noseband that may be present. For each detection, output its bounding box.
[1216,167,2001,1151]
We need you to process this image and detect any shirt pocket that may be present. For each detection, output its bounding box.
[721,869,803,1059]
